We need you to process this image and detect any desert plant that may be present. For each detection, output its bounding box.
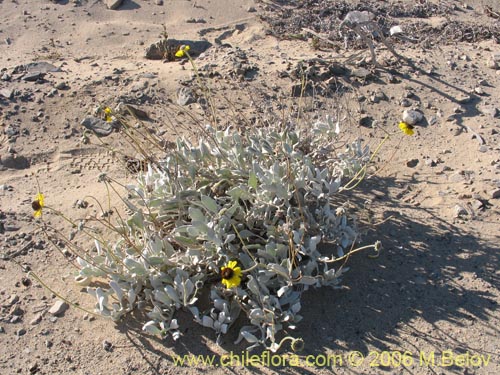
[71,113,378,351]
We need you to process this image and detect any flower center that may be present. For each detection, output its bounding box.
[32,200,42,211]
[221,267,234,280]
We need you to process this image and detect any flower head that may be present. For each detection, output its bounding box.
[175,45,191,58]
[220,260,241,289]
[104,107,113,123]
[32,192,45,218]
[399,122,414,136]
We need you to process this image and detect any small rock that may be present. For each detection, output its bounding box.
[454,204,468,217]
[23,72,45,82]
[80,116,114,136]
[48,300,69,316]
[351,68,371,79]
[30,313,43,325]
[485,59,497,69]
[478,145,488,153]
[406,159,419,168]
[359,116,373,128]
[457,95,471,104]
[425,159,437,167]
[155,0,163,5]
[399,98,411,107]
[0,326,4,333]
[247,6,256,12]
[402,110,423,125]
[471,200,484,210]
[0,88,13,99]
[106,0,123,10]
[55,82,69,90]
[177,87,196,106]
[29,363,39,374]
[474,87,484,95]
[491,189,500,199]
[16,328,27,337]
[8,294,19,306]
[102,340,113,352]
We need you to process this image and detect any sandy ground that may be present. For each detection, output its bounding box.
[0,0,499,374]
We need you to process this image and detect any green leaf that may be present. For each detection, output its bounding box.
[248,172,258,190]
[200,195,219,214]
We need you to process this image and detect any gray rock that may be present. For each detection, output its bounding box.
[103,340,113,351]
[491,189,500,199]
[55,82,69,90]
[155,0,163,4]
[48,300,69,316]
[30,313,43,325]
[16,328,26,337]
[351,68,371,79]
[400,98,411,107]
[0,88,13,99]
[1,73,11,81]
[0,154,30,169]
[406,159,419,168]
[106,0,123,10]
[8,295,19,306]
[80,116,114,136]
[402,110,423,125]
[454,204,468,217]
[23,72,45,82]
[471,200,484,210]
[25,62,59,74]
[177,87,196,106]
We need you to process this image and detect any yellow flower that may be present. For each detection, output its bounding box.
[104,107,113,122]
[220,260,241,289]
[399,121,414,136]
[175,45,190,58]
[32,192,45,218]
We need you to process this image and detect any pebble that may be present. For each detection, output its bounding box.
[0,88,13,99]
[102,340,113,351]
[491,189,500,199]
[406,159,419,168]
[177,87,196,106]
[8,294,20,306]
[16,328,27,337]
[399,98,411,107]
[402,110,423,125]
[474,86,484,95]
[48,300,69,316]
[30,313,43,325]
[454,204,468,217]
[80,116,114,136]
[471,200,484,210]
[23,72,45,82]
[106,0,123,10]
[55,82,69,90]
[155,0,163,5]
